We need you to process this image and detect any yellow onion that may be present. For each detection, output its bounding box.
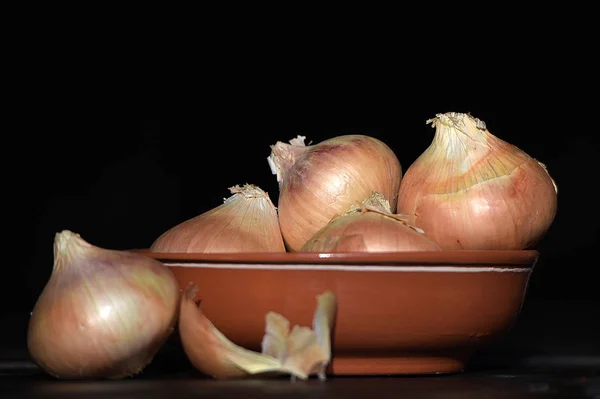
[268,135,402,251]
[178,282,337,380]
[27,230,180,379]
[301,192,441,252]
[150,184,285,253]
[397,112,558,250]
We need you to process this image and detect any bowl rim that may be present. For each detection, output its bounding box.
[134,249,539,267]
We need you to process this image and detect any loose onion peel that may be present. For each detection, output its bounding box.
[178,282,337,380]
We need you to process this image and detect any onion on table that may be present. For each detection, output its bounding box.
[27,230,181,379]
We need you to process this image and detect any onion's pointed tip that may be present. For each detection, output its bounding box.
[53,230,95,271]
[56,229,81,240]
[427,112,486,130]
[55,229,81,251]
[228,183,271,201]
[288,135,307,146]
[54,229,97,252]
[360,192,392,214]
[268,135,310,184]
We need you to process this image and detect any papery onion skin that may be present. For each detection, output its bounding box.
[269,135,402,252]
[178,283,334,380]
[396,112,558,250]
[178,283,267,379]
[27,230,180,379]
[150,184,286,253]
[301,192,441,253]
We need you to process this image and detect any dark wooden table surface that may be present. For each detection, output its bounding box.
[2,363,599,399]
[2,298,599,398]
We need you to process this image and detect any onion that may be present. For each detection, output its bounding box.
[150,184,286,253]
[396,112,558,250]
[27,230,180,379]
[268,135,402,251]
[301,192,441,252]
[178,282,337,380]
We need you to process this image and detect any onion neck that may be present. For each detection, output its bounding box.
[427,112,491,158]
[360,192,391,213]
[53,230,92,273]
[225,184,279,214]
[267,136,309,184]
[343,192,424,233]
[228,184,274,205]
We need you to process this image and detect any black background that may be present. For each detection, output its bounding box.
[17,117,599,304]
[4,114,599,368]
[2,4,599,396]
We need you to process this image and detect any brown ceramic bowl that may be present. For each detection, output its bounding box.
[143,250,538,376]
